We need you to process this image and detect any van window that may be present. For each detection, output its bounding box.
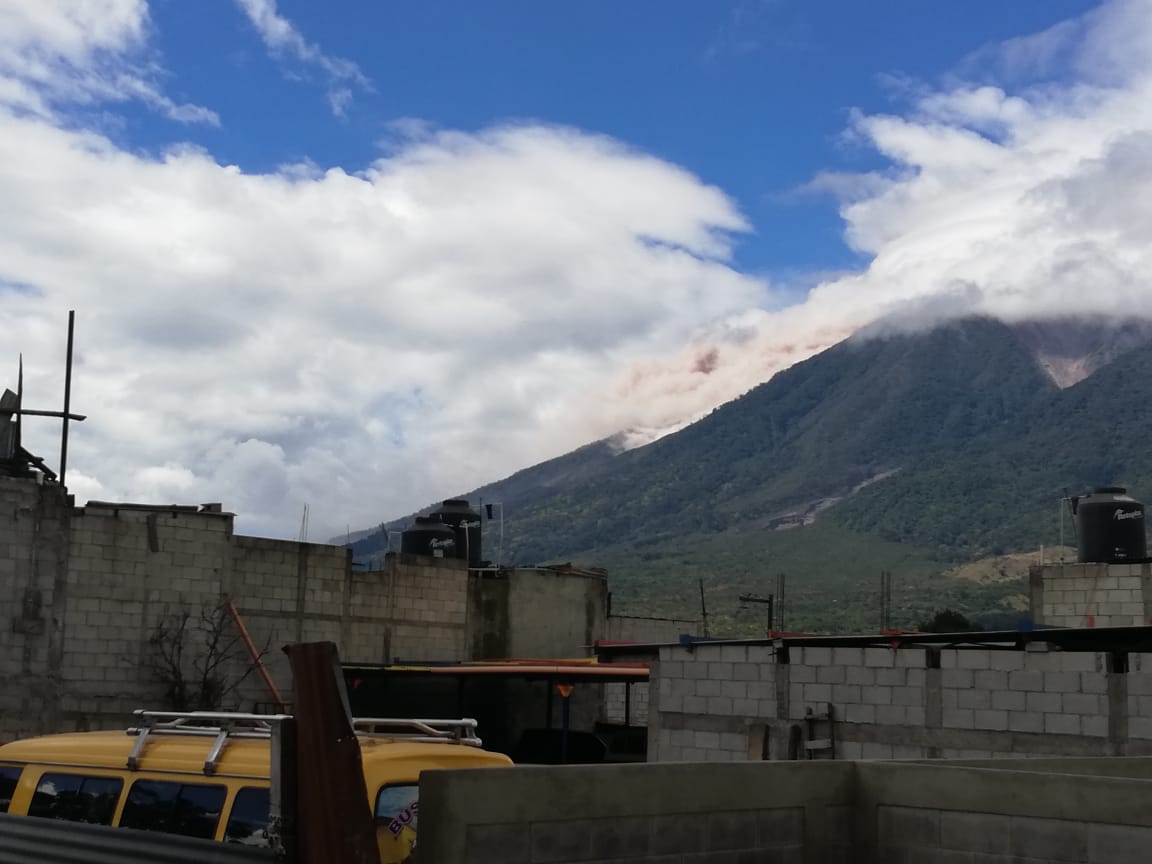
[0,766,21,813]
[224,787,270,847]
[27,773,122,825]
[119,780,226,840]
[375,784,419,864]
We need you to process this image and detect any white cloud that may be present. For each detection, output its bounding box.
[0,112,762,538]
[0,0,218,124]
[8,0,1152,543]
[233,0,370,115]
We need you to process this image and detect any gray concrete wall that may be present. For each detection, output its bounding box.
[650,642,1152,763]
[417,758,1152,864]
[1032,562,1152,628]
[418,760,855,864]
[859,761,1152,864]
[0,477,474,738]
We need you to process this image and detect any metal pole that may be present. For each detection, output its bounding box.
[59,310,74,487]
[699,579,709,637]
[227,600,287,711]
[560,691,571,764]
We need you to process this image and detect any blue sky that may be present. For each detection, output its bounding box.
[6,0,1151,537]
[140,0,1100,277]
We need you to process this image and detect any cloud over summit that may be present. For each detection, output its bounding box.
[5,0,1152,538]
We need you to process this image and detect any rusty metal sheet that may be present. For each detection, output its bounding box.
[284,641,378,864]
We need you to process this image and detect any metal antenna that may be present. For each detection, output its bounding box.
[59,310,75,487]
[15,353,22,453]
[698,578,709,637]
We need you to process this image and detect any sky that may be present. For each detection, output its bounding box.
[3,0,1151,539]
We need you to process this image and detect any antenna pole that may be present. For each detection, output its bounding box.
[59,311,75,487]
[698,578,709,637]
[15,354,22,453]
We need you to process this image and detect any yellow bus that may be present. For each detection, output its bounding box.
[0,710,511,863]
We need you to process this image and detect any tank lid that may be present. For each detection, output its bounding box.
[411,515,448,527]
[1094,485,1128,494]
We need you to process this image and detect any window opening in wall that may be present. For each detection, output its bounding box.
[119,779,226,840]
[375,783,419,864]
[27,773,122,825]
[1108,652,1130,674]
[0,766,22,813]
[224,786,270,847]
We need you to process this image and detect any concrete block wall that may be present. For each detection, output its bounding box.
[0,476,481,737]
[419,757,1152,864]
[650,641,1150,763]
[418,760,854,864]
[1032,562,1151,628]
[603,681,648,725]
[0,478,71,741]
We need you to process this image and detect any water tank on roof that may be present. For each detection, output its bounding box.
[400,516,456,558]
[1073,486,1148,564]
[432,499,482,566]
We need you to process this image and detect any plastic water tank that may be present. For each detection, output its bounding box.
[400,516,457,558]
[1074,486,1148,564]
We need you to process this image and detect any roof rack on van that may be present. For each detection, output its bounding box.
[126,710,292,775]
[351,717,482,746]
[125,710,483,775]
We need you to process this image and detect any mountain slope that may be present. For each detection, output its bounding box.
[352,315,1152,631]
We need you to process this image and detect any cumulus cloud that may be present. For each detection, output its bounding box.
[8,0,1152,540]
[0,0,217,123]
[0,110,763,537]
[233,0,370,115]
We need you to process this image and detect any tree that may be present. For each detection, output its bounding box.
[148,602,267,711]
[917,608,982,633]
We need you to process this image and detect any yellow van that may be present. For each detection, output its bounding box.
[0,710,511,863]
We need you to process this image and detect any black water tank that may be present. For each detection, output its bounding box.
[1074,486,1148,564]
[432,499,482,566]
[400,516,457,558]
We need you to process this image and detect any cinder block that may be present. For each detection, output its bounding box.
[892,687,922,707]
[1010,815,1089,861]
[803,683,832,703]
[957,651,991,670]
[989,652,1025,671]
[1055,652,1101,673]
[1044,672,1081,693]
[974,670,1008,690]
[876,705,907,725]
[747,646,775,664]
[816,665,846,684]
[732,663,759,682]
[720,645,749,663]
[895,648,926,668]
[876,668,907,687]
[862,686,893,706]
[721,681,748,700]
[831,684,861,703]
[705,695,732,718]
[684,662,710,680]
[973,709,1009,731]
[845,703,875,724]
[683,696,707,714]
[1062,692,1103,715]
[942,669,973,689]
[846,666,875,686]
[1081,673,1108,694]
[943,708,975,729]
[905,707,926,725]
[832,647,864,666]
[696,680,721,697]
[709,662,734,680]
[803,647,832,666]
[864,648,895,667]
[788,664,815,684]
[1082,714,1108,737]
[991,690,1026,711]
[1010,671,1045,692]
[1008,711,1043,733]
[958,689,991,710]
[1044,713,1081,735]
